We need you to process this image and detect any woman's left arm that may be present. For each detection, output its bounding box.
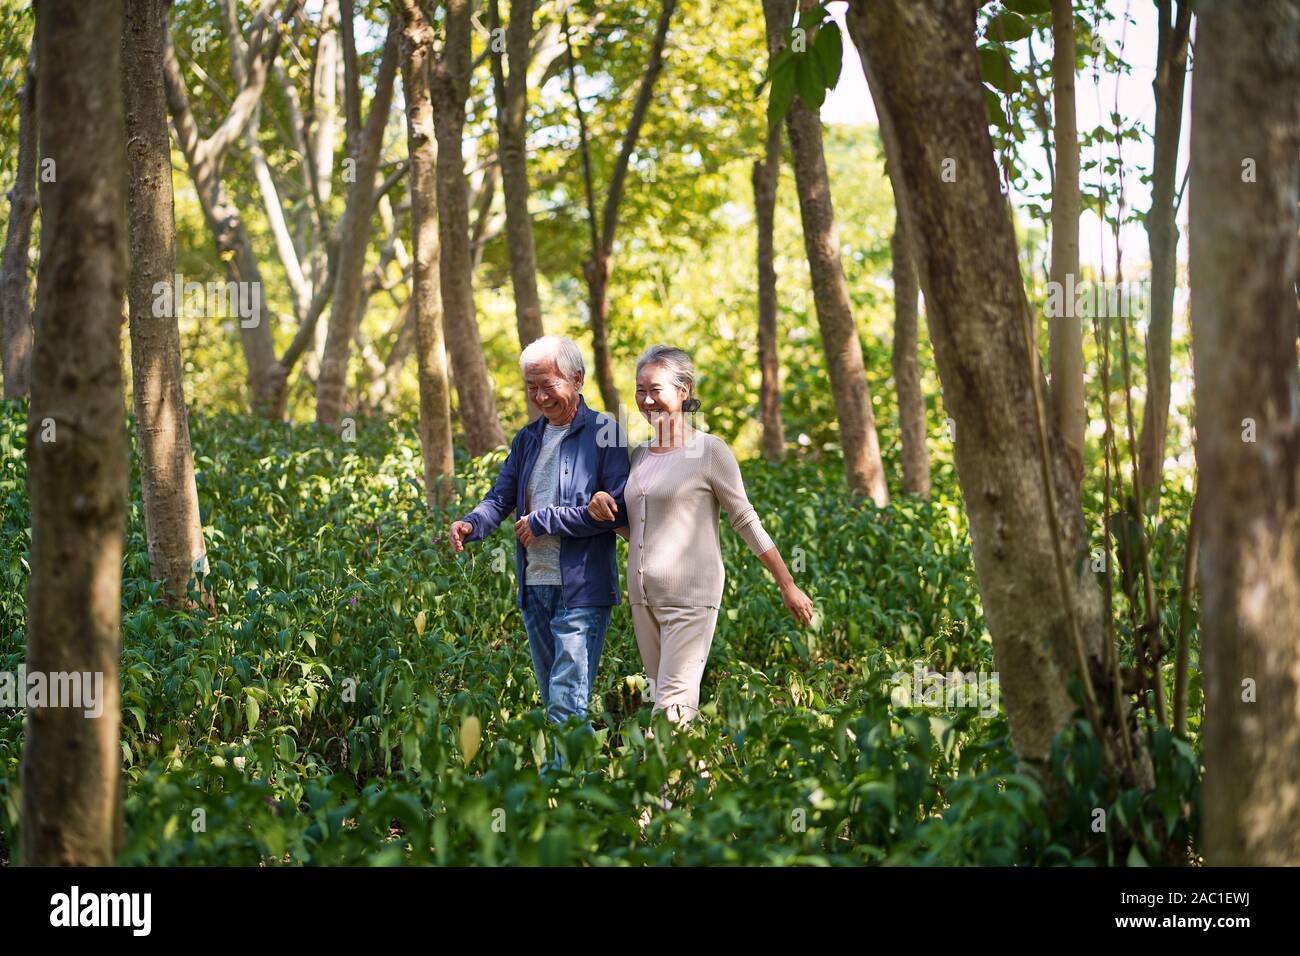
[707,438,814,626]
[756,547,815,627]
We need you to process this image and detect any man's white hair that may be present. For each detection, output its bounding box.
[519,335,585,383]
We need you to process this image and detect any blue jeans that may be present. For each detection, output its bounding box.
[521,584,611,726]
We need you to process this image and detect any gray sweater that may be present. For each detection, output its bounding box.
[626,432,775,607]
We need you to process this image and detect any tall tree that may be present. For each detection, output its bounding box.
[0,45,36,399]
[848,0,1144,782]
[891,210,929,497]
[564,0,677,414]
[1048,0,1085,484]
[1192,0,1300,866]
[315,22,400,426]
[21,0,129,866]
[123,0,208,608]
[161,0,304,417]
[1136,0,1193,505]
[221,0,311,334]
[849,32,929,496]
[753,119,786,462]
[490,0,545,354]
[765,0,888,506]
[397,0,454,507]
[430,0,506,454]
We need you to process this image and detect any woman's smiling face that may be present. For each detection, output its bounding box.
[635,362,685,423]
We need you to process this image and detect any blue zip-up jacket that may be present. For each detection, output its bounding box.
[459,395,630,608]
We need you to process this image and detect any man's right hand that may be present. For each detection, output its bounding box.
[588,491,617,522]
[449,520,473,553]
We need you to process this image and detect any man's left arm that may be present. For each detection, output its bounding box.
[528,421,630,537]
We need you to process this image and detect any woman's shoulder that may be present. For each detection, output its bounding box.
[694,431,733,463]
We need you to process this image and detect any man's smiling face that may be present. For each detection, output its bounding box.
[524,359,581,425]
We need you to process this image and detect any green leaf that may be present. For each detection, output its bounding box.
[813,22,843,90]
[245,694,260,732]
[794,54,826,110]
[1002,0,1052,14]
[978,46,1021,94]
[983,86,1009,130]
[768,59,796,128]
[984,11,1034,42]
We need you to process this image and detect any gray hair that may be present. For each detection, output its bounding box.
[519,335,584,383]
[636,344,702,412]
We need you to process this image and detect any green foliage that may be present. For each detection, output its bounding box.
[0,403,1199,865]
[760,2,842,129]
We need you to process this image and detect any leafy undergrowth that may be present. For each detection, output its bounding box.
[0,403,1199,865]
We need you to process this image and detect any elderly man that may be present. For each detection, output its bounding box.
[449,336,629,728]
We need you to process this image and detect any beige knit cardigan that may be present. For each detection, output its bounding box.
[625,433,775,607]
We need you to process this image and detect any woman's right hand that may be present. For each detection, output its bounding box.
[588,491,618,522]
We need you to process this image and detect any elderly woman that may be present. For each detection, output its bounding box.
[588,345,813,723]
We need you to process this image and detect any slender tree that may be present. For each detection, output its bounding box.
[564,0,677,414]
[1136,0,1193,505]
[161,0,304,417]
[490,0,545,353]
[21,0,130,865]
[753,119,786,462]
[0,45,36,399]
[430,0,505,454]
[123,0,208,608]
[891,210,929,497]
[1048,0,1085,484]
[765,0,888,506]
[398,0,454,507]
[1192,0,1300,866]
[339,0,362,158]
[315,22,400,426]
[849,32,930,497]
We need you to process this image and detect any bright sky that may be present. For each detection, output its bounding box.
[822,1,1191,274]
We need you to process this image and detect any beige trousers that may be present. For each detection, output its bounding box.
[629,603,720,723]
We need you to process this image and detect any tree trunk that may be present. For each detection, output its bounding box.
[849,27,929,496]
[398,0,454,508]
[162,30,289,418]
[1136,0,1192,506]
[123,0,208,609]
[753,121,785,463]
[0,46,37,399]
[583,254,618,412]
[565,0,677,416]
[21,0,129,866]
[1192,0,1300,866]
[339,0,362,159]
[431,0,505,455]
[1048,0,1085,484]
[490,0,544,357]
[891,211,929,497]
[768,0,888,506]
[849,0,1142,780]
[315,22,399,426]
